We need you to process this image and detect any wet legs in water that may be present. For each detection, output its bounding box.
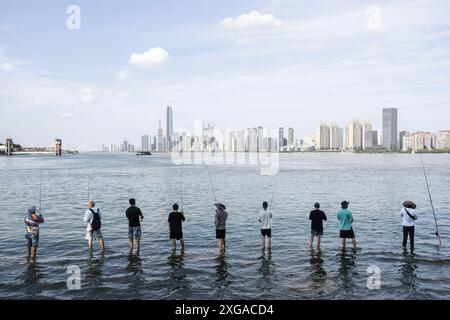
[88,239,105,254]
[27,239,38,258]
[218,239,226,252]
[129,239,140,255]
[262,236,271,250]
[341,237,357,250]
[172,239,185,252]
[309,235,321,249]
[402,226,415,251]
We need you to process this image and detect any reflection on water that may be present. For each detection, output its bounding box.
[308,249,327,290]
[85,254,105,288]
[167,251,189,293]
[24,258,42,297]
[400,251,417,290]
[127,255,144,293]
[257,250,275,292]
[214,253,231,299]
[337,250,358,295]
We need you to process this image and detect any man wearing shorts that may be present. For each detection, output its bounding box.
[168,203,185,251]
[258,201,272,250]
[215,203,228,252]
[309,202,327,249]
[84,200,105,254]
[126,198,144,255]
[24,206,44,258]
[337,201,356,250]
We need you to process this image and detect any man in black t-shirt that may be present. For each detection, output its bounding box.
[126,198,144,255]
[168,203,185,251]
[309,202,327,249]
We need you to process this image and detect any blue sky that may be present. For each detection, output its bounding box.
[1,0,450,149]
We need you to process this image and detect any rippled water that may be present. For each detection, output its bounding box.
[0,153,449,300]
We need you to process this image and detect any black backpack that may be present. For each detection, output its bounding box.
[90,209,101,231]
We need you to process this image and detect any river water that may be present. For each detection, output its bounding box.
[0,153,449,299]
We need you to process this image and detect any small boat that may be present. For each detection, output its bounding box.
[136,151,152,156]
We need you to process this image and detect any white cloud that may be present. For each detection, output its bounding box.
[129,47,169,67]
[80,87,93,94]
[117,70,131,79]
[60,112,73,118]
[1,62,15,71]
[116,91,129,98]
[219,10,282,28]
[81,94,94,104]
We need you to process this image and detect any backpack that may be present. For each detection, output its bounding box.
[89,209,101,231]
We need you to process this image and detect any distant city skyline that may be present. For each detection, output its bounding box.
[1,1,450,150]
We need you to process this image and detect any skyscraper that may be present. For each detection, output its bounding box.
[278,127,284,151]
[316,122,331,150]
[166,106,173,151]
[288,127,294,147]
[141,135,149,152]
[382,108,398,151]
[157,120,164,152]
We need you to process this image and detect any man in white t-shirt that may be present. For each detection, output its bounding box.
[400,201,417,251]
[258,201,272,250]
[83,200,105,254]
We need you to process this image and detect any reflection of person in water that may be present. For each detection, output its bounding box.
[257,250,275,293]
[308,249,327,290]
[24,259,42,297]
[167,251,189,295]
[400,251,417,290]
[214,253,231,299]
[337,250,357,294]
[85,254,105,288]
[127,255,144,295]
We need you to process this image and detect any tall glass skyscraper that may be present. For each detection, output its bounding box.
[382,108,398,151]
[166,106,173,151]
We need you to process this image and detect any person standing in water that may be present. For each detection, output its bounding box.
[309,202,327,249]
[258,201,272,250]
[126,198,144,255]
[215,203,228,252]
[400,201,417,251]
[84,200,105,254]
[168,203,185,251]
[24,206,44,258]
[337,201,356,250]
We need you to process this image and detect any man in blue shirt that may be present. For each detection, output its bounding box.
[337,201,356,250]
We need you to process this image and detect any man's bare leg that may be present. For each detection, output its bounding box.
[180,239,185,251]
[136,239,140,256]
[352,238,357,250]
[172,239,176,251]
[317,235,321,249]
[27,242,32,257]
[88,239,93,253]
[100,239,105,254]
[309,236,314,248]
[31,246,37,258]
[262,236,265,250]
[341,238,346,250]
[129,239,134,255]
[268,237,271,250]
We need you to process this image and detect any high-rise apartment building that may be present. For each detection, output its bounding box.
[382,108,398,151]
[166,106,173,151]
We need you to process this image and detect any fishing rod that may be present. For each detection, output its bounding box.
[39,171,42,214]
[269,176,277,209]
[87,176,90,202]
[207,166,218,204]
[180,165,184,212]
[420,154,441,245]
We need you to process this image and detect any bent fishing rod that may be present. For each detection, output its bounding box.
[420,154,441,245]
[269,176,277,209]
[39,171,42,215]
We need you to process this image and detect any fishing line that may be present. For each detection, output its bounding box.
[269,175,277,209]
[180,165,184,212]
[420,154,441,245]
[207,166,218,204]
[39,170,42,214]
